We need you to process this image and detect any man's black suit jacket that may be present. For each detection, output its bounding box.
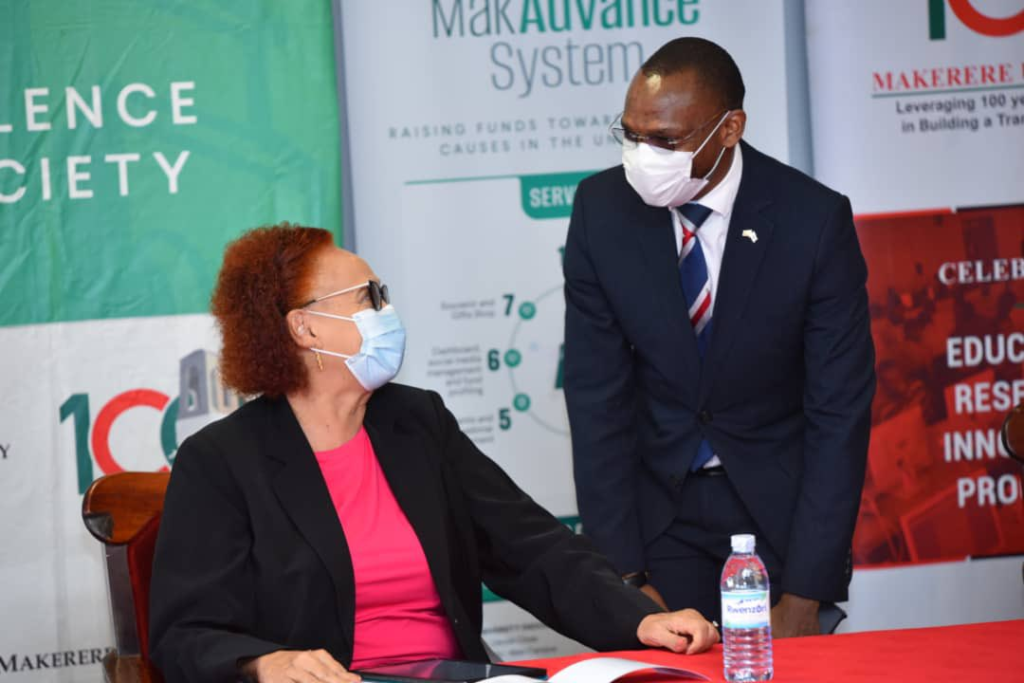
[149,384,660,683]
[564,141,876,603]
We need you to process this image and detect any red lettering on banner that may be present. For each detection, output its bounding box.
[871,64,1016,93]
[91,389,171,475]
[949,0,1024,38]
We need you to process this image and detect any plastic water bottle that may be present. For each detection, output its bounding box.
[721,533,773,681]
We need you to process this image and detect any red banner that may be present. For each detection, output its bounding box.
[853,205,1024,566]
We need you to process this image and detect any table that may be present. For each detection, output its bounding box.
[514,619,1024,682]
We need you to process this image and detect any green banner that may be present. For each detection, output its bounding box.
[0,0,341,327]
[519,171,595,220]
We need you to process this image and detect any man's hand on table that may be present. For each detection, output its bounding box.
[771,593,820,638]
[637,609,720,655]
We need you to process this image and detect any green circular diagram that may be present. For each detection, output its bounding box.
[506,284,570,436]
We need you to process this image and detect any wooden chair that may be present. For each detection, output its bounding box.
[1002,402,1024,463]
[82,472,170,683]
[1001,403,1024,586]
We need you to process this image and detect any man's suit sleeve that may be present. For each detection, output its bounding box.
[428,391,662,651]
[563,181,645,574]
[149,435,283,683]
[785,194,876,602]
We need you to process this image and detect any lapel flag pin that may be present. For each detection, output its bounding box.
[742,229,758,244]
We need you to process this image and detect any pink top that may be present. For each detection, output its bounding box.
[315,427,462,669]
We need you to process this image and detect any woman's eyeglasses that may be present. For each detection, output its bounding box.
[301,280,390,311]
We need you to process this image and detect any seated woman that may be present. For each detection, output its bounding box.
[149,224,718,683]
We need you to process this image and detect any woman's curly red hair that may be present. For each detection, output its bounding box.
[211,223,334,397]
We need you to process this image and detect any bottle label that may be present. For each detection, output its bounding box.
[721,590,770,629]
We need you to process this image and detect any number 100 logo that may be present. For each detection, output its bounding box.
[58,350,243,494]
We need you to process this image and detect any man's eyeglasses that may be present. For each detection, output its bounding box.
[609,110,729,152]
[302,280,390,311]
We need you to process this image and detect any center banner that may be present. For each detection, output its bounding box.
[337,0,793,658]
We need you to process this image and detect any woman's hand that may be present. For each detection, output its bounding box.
[637,609,720,655]
[241,649,361,683]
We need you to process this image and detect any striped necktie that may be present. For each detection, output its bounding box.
[676,202,716,471]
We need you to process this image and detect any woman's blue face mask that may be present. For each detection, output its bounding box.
[305,304,406,391]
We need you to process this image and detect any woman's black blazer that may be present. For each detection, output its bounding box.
[149,383,660,682]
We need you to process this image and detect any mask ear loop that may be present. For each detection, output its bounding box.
[702,145,729,181]
[694,111,733,180]
[293,317,324,371]
[299,313,333,371]
[303,308,382,365]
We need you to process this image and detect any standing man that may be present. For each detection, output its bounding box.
[563,37,875,637]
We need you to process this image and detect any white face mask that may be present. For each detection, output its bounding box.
[622,111,731,207]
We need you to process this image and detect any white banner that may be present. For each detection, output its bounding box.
[339,0,793,658]
[0,315,232,681]
[806,0,1024,214]
[805,0,1024,633]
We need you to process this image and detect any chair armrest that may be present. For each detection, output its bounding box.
[102,652,164,683]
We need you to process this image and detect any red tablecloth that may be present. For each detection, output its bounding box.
[512,620,1024,682]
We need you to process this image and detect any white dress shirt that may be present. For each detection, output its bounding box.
[670,143,744,317]
[669,144,744,468]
